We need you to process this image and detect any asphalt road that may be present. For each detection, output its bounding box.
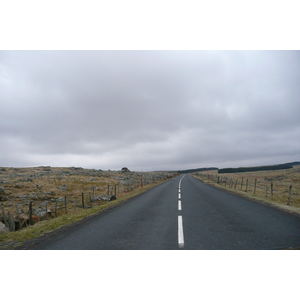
[29,174,300,250]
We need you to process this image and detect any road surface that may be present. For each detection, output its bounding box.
[28,174,300,250]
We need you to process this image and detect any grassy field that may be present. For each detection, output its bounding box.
[193,165,300,214]
[0,166,176,248]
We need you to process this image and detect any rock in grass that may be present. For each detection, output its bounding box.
[101,195,116,201]
[51,197,68,203]
[7,215,15,231]
[32,208,52,219]
[58,185,68,191]
[0,221,9,234]
[90,195,116,202]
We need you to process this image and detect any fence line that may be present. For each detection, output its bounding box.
[0,174,177,233]
[194,173,299,207]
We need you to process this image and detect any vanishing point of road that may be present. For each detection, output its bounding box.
[23,174,300,250]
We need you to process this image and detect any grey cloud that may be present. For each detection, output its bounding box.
[1,50,300,170]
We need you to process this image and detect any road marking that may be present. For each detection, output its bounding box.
[178,200,182,210]
[178,175,185,248]
[178,175,185,199]
[178,216,184,248]
[178,174,185,187]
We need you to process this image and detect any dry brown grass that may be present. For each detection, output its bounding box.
[0,167,176,247]
[193,165,300,212]
[0,180,171,248]
[0,167,123,218]
[0,167,175,225]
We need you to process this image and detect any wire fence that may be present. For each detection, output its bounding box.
[0,172,177,233]
[194,172,300,207]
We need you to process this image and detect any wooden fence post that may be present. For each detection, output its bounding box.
[45,201,48,219]
[82,193,85,209]
[16,204,22,230]
[29,201,33,225]
[89,192,93,207]
[287,185,292,205]
[241,177,244,190]
[55,199,58,217]
[254,179,257,194]
[65,196,67,214]
[271,182,274,200]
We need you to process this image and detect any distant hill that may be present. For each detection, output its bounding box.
[286,161,300,166]
[218,162,300,174]
[161,161,300,174]
[178,167,218,174]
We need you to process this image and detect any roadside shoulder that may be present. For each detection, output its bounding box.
[192,175,300,218]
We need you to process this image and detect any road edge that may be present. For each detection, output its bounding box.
[192,175,300,218]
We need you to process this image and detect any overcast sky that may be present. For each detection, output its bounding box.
[0,50,299,171]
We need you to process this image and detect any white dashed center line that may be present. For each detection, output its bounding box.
[178,215,184,248]
[178,175,186,249]
[178,200,182,210]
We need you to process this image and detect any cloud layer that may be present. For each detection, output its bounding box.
[1,50,300,170]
